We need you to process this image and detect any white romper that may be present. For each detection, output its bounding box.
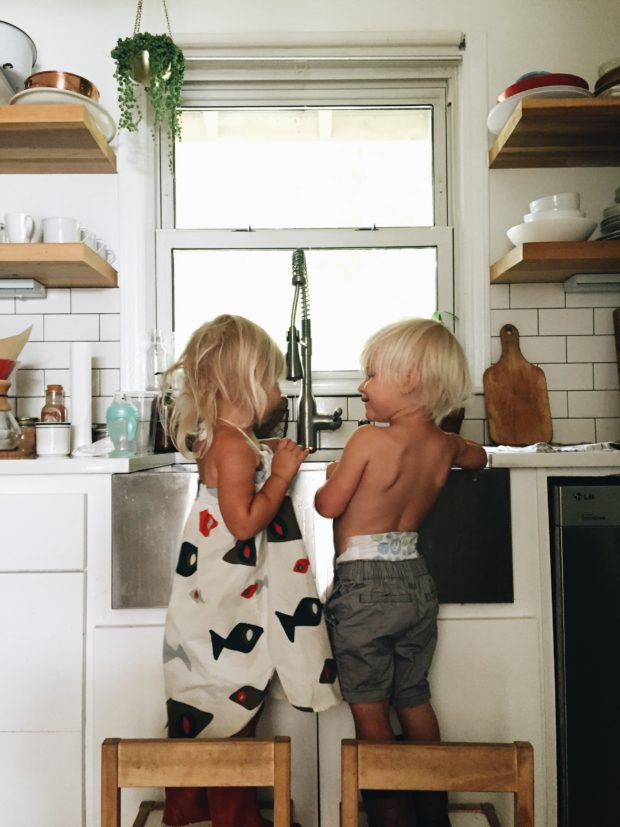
[163,439,341,738]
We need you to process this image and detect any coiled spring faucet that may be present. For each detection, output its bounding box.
[286,249,342,450]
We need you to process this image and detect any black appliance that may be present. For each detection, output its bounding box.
[548,476,620,827]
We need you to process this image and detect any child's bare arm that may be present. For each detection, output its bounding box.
[449,433,487,470]
[314,427,372,518]
[218,436,308,537]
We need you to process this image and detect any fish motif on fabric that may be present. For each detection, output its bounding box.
[210,622,264,660]
[240,578,267,599]
[293,558,310,574]
[319,658,338,684]
[199,509,218,537]
[276,597,323,643]
[189,587,205,603]
[176,541,199,577]
[163,638,192,671]
[267,496,302,543]
[228,684,267,710]
[223,537,257,566]
[167,698,214,737]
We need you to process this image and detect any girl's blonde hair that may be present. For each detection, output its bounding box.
[161,314,285,457]
[361,318,472,424]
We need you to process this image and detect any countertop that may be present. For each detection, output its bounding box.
[0,446,619,474]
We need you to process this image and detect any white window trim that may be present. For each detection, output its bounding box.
[118,32,489,393]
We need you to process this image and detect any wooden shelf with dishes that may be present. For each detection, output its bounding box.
[489,98,620,168]
[0,243,117,288]
[490,240,620,284]
[0,103,116,173]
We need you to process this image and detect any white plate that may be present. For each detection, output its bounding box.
[487,86,592,135]
[9,87,116,142]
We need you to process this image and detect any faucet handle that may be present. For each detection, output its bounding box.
[333,407,343,422]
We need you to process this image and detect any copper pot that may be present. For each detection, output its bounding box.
[24,71,100,101]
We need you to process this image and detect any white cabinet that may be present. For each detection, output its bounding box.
[0,479,88,827]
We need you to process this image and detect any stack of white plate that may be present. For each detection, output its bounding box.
[598,188,620,239]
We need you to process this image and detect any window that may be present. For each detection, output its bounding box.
[154,38,478,390]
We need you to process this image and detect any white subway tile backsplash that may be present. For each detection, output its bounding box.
[552,418,596,445]
[99,314,121,341]
[568,390,620,418]
[71,288,121,314]
[490,284,510,309]
[0,298,15,311]
[44,314,99,341]
[543,363,593,390]
[44,369,70,391]
[464,393,486,419]
[90,341,121,369]
[490,335,567,364]
[14,369,43,398]
[93,396,112,423]
[567,335,616,363]
[594,363,620,390]
[99,369,121,397]
[21,341,70,369]
[460,419,484,443]
[0,314,44,339]
[490,308,538,336]
[14,289,70,315]
[347,396,365,421]
[510,283,565,309]
[15,396,44,419]
[548,391,568,418]
[595,418,620,442]
[539,308,593,336]
[319,420,357,449]
[566,291,620,308]
[594,307,617,335]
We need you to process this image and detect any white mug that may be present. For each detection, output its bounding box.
[104,247,116,264]
[43,216,80,243]
[80,227,97,250]
[4,212,35,243]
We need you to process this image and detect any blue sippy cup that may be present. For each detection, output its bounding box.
[106,392,139,457]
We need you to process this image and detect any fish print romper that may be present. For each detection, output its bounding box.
[163,440,340,739]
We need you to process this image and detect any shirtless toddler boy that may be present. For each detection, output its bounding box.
[315,318,487,827]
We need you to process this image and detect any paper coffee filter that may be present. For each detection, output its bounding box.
[0,324,33,360]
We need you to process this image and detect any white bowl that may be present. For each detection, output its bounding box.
[507,217,597,245]
[523,208,585,222]
[0,21,36,91]
[529,192,580,212]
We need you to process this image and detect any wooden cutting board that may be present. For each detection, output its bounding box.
[483,323,553,446]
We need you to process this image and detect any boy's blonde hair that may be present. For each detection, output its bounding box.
[161,314,285,458]
[361,318,472,424]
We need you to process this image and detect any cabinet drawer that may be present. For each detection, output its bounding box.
[0,493,85,570]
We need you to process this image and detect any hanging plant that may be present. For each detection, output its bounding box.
[111,0,185,170]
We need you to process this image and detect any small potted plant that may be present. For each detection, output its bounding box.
[111,27,185,168]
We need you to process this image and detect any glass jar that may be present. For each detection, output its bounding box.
[16,416,38,457]
[41,384,67,422]
[0,379,20,450]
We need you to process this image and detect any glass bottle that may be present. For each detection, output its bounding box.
[146,329,168,391]
[0,379,21,450]
[41,384,67,422]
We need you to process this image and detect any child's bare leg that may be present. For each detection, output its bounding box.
[396,703,451,827]
[350,701,410,827]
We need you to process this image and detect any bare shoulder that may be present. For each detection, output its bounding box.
[342,423,385,458]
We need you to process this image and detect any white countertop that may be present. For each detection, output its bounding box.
[1,446,619,474]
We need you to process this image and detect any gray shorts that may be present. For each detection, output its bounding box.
[326,557,438,708]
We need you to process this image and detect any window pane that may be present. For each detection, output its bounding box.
[172,248,437,371]
[175,107,434,229]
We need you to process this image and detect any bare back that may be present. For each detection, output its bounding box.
[315,417,487,554]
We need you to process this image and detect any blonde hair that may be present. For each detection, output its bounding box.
[161,315,285,458]
[361,318,472,424]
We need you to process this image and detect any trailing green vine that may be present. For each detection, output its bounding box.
[111,31,185,171]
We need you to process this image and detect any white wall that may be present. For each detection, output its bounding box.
[2,0,620,439]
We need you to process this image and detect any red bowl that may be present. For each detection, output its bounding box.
[497,72,589,102]
[0,359,16,380]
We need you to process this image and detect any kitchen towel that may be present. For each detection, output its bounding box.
[71,342,92,451]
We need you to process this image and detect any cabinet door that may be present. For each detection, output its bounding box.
[0,732,82,827]
[0,572,83,731]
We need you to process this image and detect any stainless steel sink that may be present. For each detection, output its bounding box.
[112,464,199,608]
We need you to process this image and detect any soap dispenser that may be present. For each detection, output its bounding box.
[106,392,138,457]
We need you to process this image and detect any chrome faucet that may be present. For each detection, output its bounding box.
[286,249,342,450]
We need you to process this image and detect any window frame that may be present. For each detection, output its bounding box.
[118,34,489,393]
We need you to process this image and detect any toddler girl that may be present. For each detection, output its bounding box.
[162,314,340,827]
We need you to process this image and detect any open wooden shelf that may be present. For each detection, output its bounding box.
[0,243,118,287]
[489,98,620,168]
[0,104,116,173]
[490,239,620,283]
